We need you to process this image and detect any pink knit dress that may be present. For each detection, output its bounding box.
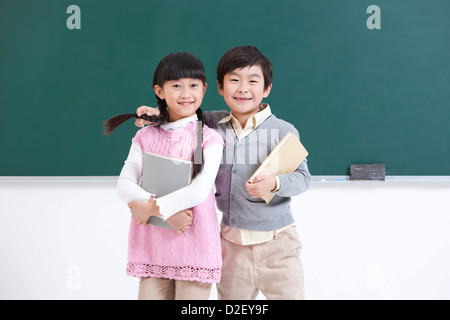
[126,121,223,283]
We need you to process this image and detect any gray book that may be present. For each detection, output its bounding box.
[142,152,193,229]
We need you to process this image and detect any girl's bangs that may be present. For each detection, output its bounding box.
[162,54,206,83]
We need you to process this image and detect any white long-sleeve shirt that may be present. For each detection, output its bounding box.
[117,115,223,220]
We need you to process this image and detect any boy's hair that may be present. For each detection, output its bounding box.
[216,45,273,90]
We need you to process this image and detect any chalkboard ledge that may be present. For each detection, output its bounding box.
[312,176,450,182]
[1,176,450,183]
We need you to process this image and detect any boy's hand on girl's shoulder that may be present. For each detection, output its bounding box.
[166,210,194,235]
[245,174,277,199]
[135,105,160,127]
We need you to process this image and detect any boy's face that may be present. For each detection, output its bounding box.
[218,65,272,119]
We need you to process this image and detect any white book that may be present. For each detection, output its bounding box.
[142,152,193,229]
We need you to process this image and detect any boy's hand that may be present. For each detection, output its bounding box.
[166,210,194,235]
[245,175,277,199]
[136,105,160,127]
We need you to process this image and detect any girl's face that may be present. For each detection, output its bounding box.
[154,78,207,122]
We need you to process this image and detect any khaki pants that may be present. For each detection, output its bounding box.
[217,225,305,300]
[138,277,212,300]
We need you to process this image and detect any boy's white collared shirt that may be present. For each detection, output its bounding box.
[218,103,271,141]
[218,103,293,246]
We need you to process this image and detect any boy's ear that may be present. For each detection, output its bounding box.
[263,83,273,98]
[217,80,224,96]
[154,85,164,99]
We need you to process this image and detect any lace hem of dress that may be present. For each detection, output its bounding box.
[127,263,221,283]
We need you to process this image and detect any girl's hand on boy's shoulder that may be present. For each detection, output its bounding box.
[245,175,277,198]
[136,105,160,127]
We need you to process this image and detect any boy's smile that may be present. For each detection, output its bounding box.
[233,97,252,102]
[218,65,272,127]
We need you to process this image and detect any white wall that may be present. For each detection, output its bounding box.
[0,177,449,300]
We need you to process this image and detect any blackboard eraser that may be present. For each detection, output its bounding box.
[350,164,386,181]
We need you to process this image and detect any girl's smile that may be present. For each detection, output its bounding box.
[178,100,195,106]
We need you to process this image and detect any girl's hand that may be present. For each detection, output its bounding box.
[128,200,151,226]
[166,210,194,235]
[136,105,160,127]
[245,175,277,199]
[128,197,159,226]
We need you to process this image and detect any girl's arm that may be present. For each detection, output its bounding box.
[155,143,223,219]
[117,143,154,203]
[117,142,198,234]
[117,141,223,220]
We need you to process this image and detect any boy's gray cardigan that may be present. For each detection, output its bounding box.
[203,110,312,231]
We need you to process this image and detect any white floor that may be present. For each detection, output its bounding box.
[1,177,449,299]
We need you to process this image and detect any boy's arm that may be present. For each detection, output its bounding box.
[274,127,312,197]
[201,110,230,128]
[201,110,215,128]
[245,127,312,199]
[275,159,311,197]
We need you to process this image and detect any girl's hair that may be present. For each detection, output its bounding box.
[103,52,207,177]
[103,113,160,136]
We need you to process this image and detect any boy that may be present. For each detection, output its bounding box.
[135,46,311,299]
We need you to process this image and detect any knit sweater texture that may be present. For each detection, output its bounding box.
[126,121,223,283]
[203,111,312,231]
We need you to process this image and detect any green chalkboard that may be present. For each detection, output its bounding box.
[1,0,449,175]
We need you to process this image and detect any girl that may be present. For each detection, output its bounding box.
[106,52,224,300]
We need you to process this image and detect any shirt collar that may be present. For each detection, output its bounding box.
[160,114,198,131]
[218,103,272,129]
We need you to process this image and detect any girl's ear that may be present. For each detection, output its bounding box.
[154,85,164,100]
[203,82,208,96]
